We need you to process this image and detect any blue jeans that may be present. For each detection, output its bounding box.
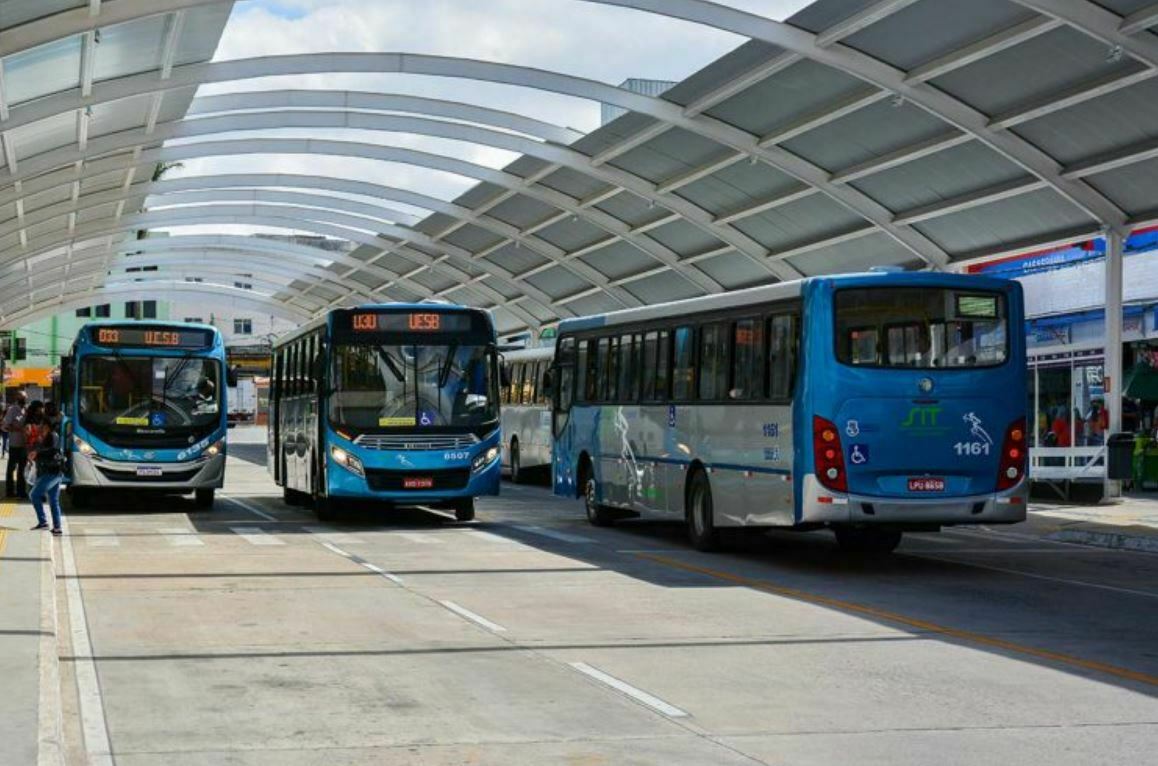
[30,472,62,530]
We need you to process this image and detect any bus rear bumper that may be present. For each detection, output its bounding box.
[70,452,226,491]
[799,475,1028,527]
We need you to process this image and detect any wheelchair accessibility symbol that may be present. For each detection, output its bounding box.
[419,412,434,427]
[849,444,870,465]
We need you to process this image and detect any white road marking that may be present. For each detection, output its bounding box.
[510,525,594,544]
[360,561,403,584]
[229,527,284,546]
[82,528,119,547]
[305,527,365,545]
[459,529,529,547]
[320,542,351,558]
[61,526,115,766]
[393,531,444,544]
[569,662,688,718]
[440,600,507,633]
[225,496,281,522]
[159,527,204,546]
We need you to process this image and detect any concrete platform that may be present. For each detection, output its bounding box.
[9,428,1157,765]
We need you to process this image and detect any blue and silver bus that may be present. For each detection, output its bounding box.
[61,322,229,508]
[549,271,1027,553]
[269,304,502,521]
[500,346,554,483]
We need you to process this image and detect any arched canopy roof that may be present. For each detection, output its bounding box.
[5,0,1158,331]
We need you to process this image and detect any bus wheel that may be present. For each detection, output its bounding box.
[69,488,91,509]
[314,496,338,523]
[583,475,615,527]
[509,440,522,484]
[833,526,902,554]
[686,470,719,552]
[454,498,476,522]
[282,487,301,507]
[193,489,215,509]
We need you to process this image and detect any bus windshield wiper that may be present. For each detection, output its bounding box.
[377,348,406,383]
[438,342,459,389]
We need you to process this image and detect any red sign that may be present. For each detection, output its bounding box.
[908,477,946,493]
[402,477,434,489]
[409,313,441,331]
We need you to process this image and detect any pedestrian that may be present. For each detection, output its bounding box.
[1052,407,1071,449]
[44,401,61,429]
[28,418,64,536]
[3,391,28,498]
[23,400,45,456]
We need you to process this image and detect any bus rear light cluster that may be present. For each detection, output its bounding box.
[996,417,1027,491]
[813,415,847,493]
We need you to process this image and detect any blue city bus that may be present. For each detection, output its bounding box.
[549,271,1027,553]
[60,321,229,509]
[268,304,502,521]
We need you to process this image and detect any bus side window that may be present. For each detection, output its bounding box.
[618,334,635,403]
[557,337,576,412]
[578,339,596,403]
[672,326,694,401]
[514,363,526,405]
[698,322,729,401]
[641,332,658,400]
[597,337,612,402]
[655,329,671,399]
[732,319,766,400]
[769,314,799,400]
[522,361,535,404]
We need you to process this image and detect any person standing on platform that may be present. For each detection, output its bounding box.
[28,418,64,536]
[3,391,28,498]
[1052,408,1072,449]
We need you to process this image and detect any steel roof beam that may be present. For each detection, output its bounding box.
[587,1,1125,233]
[0,139,713,300]
[815,0,923,48]
[1010,1,1158,70]
[988,65,1156,130]
[1,208,565,326]
[1120,3,1158,35]
[904,16,1063,83]
[892,177,1049,226]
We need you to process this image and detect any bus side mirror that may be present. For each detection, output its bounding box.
[541,369,554,398]
[60,355,74,414]
[500,365,512,388]
[226,366,239,388]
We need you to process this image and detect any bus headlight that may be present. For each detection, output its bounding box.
[205,439,226,457]
[472,446,500,473]
[73,436,95,456]
[331,446,364,477]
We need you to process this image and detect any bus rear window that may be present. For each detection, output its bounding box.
[835,287,1008,369]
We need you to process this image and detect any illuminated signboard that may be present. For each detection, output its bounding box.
[92,327,213,349]
[349,312,474,333]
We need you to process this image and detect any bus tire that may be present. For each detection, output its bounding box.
[686,470,720,552]
[454,498,476,522]
[282,487,301,507]
[314,496,338,522]
[583,474,615,527]
[833,526,902,554]
[193,489,215,509]
[69,488,91,509]
[509,440,522,484]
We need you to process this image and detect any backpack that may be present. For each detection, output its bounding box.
[34,433,63,475]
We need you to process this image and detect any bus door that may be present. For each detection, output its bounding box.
[550,338,576,495]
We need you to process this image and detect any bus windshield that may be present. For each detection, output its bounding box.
[329,343,497,430]
[78,355,222,442]
[835,287,1008,369]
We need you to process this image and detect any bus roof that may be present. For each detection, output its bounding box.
[556,271,1019,334]
[502,346,555,363]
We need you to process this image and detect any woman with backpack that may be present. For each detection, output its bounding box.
[28,418,64,536]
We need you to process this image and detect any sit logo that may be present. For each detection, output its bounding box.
[900,405,946,436]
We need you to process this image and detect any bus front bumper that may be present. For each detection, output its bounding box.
[800,475,1028,527]
[328,457,501,503]
[70,452,226,491]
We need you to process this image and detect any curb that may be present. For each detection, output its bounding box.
[37,532,64,766]
[1046,528,1158,554]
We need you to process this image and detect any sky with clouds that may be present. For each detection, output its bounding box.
[162,0,813,237]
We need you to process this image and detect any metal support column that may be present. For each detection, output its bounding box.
[1105,230,1124,500]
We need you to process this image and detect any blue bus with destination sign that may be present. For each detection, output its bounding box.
[268,304,502,521]
[61,321,230,508]
[548,271,1027,553]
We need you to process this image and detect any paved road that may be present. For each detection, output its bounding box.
[55,430,1158,765]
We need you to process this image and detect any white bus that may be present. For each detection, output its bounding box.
[500,346,554,482]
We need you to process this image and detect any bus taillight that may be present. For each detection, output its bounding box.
[997,417,1027,491]
[813,415,847,493]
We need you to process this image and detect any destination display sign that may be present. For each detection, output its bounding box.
[349,312,474,334]
[92,327,213,349]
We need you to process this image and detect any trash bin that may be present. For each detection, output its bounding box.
[1107,432,1135,480]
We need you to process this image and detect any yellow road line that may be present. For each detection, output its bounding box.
[0,498,14,566]
[635,552,1158,688]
